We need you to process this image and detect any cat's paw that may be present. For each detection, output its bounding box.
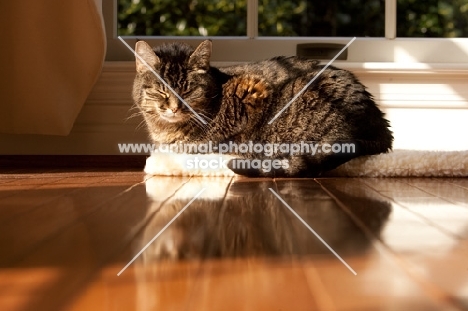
[227,76,270,110]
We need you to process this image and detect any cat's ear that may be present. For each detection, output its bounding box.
[135,41,160,74]
[188,40,212,72]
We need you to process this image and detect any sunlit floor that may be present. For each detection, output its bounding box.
[0,170,467,311]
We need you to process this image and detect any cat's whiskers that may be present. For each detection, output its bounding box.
[138,112,162,132]
[125,109,150,132]
[125,111,144,122]
[178,100,212,133]
[189,115,207,131]
[135,120,148,132]
[195,111,213,123]
[125,104,149,122]
[135,114,156,131]
[124,104,154,126]
[188,114,210,135]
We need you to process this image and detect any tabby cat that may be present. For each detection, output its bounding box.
[133,40,393,177]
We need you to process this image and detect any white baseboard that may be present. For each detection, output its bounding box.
[0,61,467,155]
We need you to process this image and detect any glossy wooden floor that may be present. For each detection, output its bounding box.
[0,170,467,311]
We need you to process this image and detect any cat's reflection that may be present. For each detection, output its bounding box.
[136,177,391,262]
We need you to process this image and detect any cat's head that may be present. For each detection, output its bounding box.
[132,40,217,125]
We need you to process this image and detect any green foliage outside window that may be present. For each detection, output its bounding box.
[118,0,468,37]
[397,0,468,37]
[118,0,247,36]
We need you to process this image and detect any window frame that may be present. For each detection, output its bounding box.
[104,0,468,66]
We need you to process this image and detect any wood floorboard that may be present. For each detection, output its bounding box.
[3,186,152,310]
[0,184,143,266]
[64,176,220,311]
[357,179,468,310]
[0,172,467,311]
[446,178,468,192]
[407,178,468,208]
[187,180,319,311]
[315,178,452,310]
[0,175,114,224]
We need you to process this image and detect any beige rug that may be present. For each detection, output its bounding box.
[327,149,468,177]
[144,150,468,177]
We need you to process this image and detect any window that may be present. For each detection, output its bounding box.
[105,0,468,65]
[258,0,385,37]
[117,0,247,36]
[397,0,468,37]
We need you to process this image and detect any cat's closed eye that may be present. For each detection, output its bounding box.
[146,90,169,100]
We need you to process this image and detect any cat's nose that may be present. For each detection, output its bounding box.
[171,107,179,113]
